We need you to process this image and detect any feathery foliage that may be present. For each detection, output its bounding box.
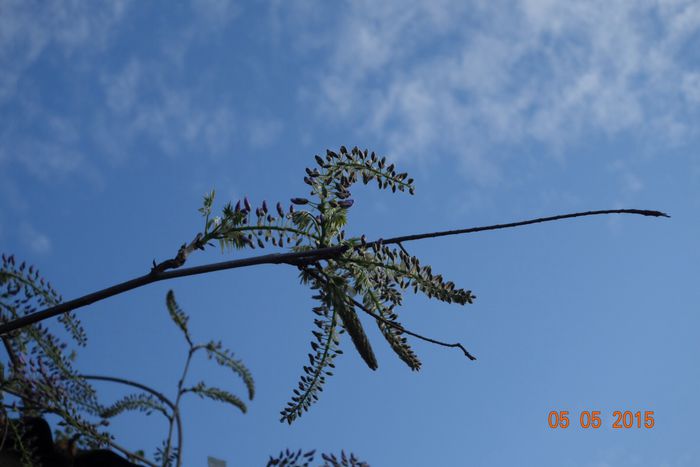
[0,254,110,454]
[0,147,659,466]
[267,448,369,467]
[99,392,169,419]
[232,147,474,423]
[183,147,474,424]
[199,340,255,400]
[186,382,247,414]
[0,277,254,465]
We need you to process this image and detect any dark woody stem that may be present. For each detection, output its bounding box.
[0,209,668,335]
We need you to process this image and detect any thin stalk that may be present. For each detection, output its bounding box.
[0,209,668,335]
[162,347,194,467]
[80,373,180,449]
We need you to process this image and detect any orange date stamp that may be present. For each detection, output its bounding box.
[548,410,655,429]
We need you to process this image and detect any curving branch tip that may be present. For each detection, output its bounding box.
[629,209,670,218]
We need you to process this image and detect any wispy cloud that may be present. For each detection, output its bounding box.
[97,57,239,160]
[191,0,240,29]
[0,0,247,183]
[0,0,131,104]
[247,118,283,148]
[19,222,51,254]
[289,0,700,180]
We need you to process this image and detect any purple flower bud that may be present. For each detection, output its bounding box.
[338,199,354,209]
[244,197,251,212]
[235,200,241,212]
[262,200,268,213]
[291,197,309,205]
[340,145,348,155]
[315,155,326,166]
[276,202,285,217]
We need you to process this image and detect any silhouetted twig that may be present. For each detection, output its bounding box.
[0,209,668,335]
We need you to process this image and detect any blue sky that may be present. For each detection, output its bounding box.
[1,1,699,466]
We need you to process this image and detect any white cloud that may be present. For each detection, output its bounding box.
[248,118,283,148]
[97,58,238,160]
[291,0,700,180]
[19,222,51,254]
[1,1,247,182]
[682,72,700,103]
[191,0,240,29]
[0,0,130,104]
[103,59,141,115]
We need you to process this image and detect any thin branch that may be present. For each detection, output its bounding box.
[379,209,669,245]
[151,233,206,274]
[80,373,182,466]
[0,209,668,335]
[0,247,346,335]
[396,242,410,257]
[79,374,176,412]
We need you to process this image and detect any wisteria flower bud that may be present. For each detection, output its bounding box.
[262,200,268,213]
[291,198,309,205]
[276,202,284,217]
[337,200,354,209]
[244,197,251,212]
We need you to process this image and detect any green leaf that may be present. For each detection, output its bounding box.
[199,189,216,218]
[187,381,247,413]
[166,290,192,345]
[202,341,255,400]
[99,392,169,419]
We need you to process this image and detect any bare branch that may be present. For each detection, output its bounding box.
[0,208,668,335]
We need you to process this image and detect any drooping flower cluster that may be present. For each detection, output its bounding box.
[268,147,474,424]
